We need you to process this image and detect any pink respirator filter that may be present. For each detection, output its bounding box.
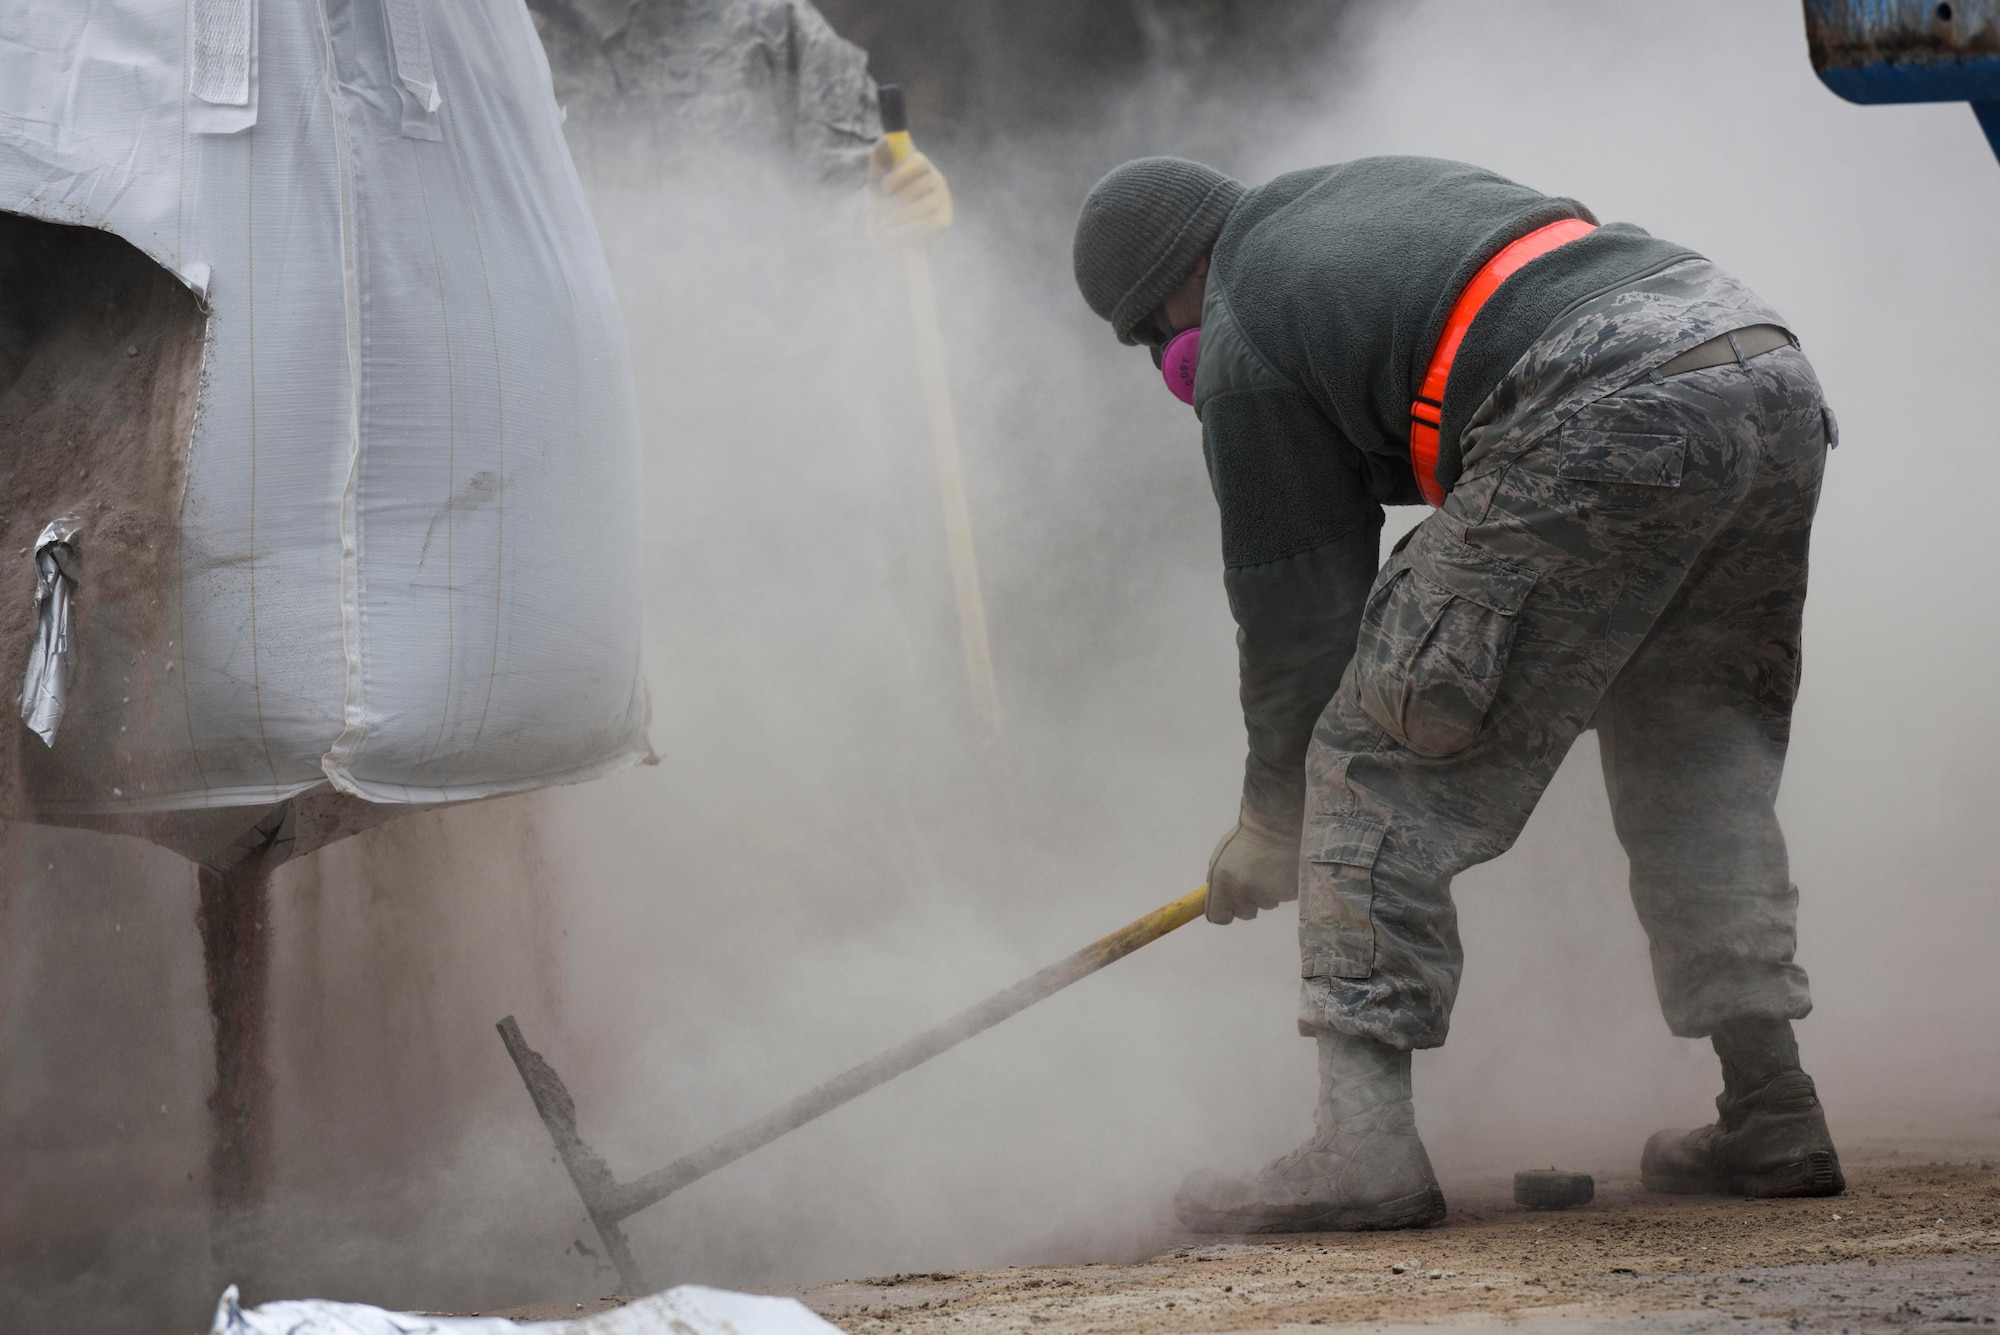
[1160,326,1201,405]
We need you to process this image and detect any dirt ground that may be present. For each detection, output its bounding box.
[788,1156,2000,1334]
[488,1153,2000,1331]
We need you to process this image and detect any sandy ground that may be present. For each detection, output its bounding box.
[486,1150,2000,1332]
[778,1157,2000,1334]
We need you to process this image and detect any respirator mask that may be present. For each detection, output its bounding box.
[1151,327,1201,406]
[1143,309,1202,407]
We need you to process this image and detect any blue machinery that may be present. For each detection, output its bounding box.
[1806,0,2000,163]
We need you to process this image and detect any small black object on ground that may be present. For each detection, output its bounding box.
[1514,1168,1594,1209]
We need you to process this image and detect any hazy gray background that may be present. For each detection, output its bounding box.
[2,1,1996,1329]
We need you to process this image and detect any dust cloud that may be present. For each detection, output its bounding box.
[1,2,1996,1330]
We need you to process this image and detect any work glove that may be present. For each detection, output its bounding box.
[1204,808,1301,925]
[866,140,954,244]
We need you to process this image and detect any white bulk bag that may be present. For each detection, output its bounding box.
[0,0,649,810]
[208,1282,846,1334]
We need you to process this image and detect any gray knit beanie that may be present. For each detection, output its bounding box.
[1072,157,1246,345]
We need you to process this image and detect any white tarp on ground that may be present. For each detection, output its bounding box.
[210,1283,843,1335]
[0,0,649,808]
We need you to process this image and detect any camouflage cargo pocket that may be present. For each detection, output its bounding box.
[1300,817,1385,981]
[1355,525,1537,758]
[1556,402,1689,505]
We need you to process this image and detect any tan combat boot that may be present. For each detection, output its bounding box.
[1642,1019,1845,1198]
[1175,1032,1447,1233]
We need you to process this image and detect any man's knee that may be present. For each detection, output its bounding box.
[1295,816,1464,1051]
[1298,976,1453,1051]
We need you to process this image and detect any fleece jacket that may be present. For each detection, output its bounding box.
[1190,156,1698,832]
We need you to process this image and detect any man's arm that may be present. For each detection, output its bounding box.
[1199,382,1386,921]
[1226,527,1383,834]
[779,0,882,179]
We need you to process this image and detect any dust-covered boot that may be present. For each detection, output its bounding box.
[1175,1032,1446,1233]
[1642,1019,1845,1197]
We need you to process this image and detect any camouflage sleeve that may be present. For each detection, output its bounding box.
[781,0,881,182]
[525,1,620,110]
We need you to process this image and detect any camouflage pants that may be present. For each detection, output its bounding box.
[1299,262,1831,1050]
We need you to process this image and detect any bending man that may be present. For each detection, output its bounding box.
[1071,156,1843,1232]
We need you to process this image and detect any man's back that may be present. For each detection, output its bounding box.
[1199,156,1690,502]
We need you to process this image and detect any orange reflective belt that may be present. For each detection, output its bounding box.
[1408,217,1597,507]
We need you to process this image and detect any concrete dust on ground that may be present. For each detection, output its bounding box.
[787,1158,1999,1333]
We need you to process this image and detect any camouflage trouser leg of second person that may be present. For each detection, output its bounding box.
[1298,314,1830,1051]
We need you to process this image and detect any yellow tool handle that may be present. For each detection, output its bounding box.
[608,884,1211,1221]
[874,84,1007,768]
[879,82,914,164]
[1075,884,1212,970]
[899,248,1004,761]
